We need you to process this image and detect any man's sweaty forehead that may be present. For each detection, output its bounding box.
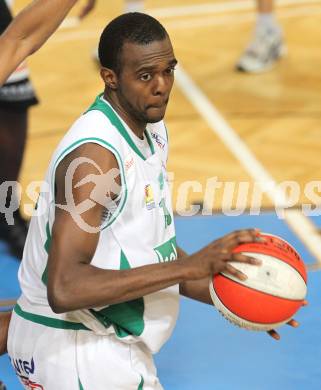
[122,39,176,70]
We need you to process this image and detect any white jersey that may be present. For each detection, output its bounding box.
[16,94,179,354]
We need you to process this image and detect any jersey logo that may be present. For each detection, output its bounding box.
[124,154,134,173]
[151,132,166,150]
[11,357,44,389]
[145,184,156,210]
[154,236,177,263]
[159,198,172,228]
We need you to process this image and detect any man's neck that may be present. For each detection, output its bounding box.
[103,92,146,140]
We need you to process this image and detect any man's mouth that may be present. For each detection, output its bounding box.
[147,100,168,109]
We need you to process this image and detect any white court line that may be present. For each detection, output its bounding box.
[50,4,321,44]
[59,16,81,30]
[52,30,99,44]
[164,6,321,30]
[149,0,321,18]
[175,66,321,265]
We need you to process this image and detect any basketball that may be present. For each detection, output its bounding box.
[209,233,307,331]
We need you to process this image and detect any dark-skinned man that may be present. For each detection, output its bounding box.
[4,13,301,389]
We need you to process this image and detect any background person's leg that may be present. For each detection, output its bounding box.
[0,107,28,259]
[236,0,285,73]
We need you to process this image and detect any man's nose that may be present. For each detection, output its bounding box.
[152,75,168,96]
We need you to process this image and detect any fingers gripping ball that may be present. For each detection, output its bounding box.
[209,233,307,331]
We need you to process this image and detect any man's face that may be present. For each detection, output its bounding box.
[116,37,177,124]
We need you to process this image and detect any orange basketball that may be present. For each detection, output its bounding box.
[209,233,307,331]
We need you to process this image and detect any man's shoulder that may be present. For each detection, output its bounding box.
[50,109,123,167]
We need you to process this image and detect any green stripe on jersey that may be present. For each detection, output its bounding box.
[51,137,128,231]
[14,304,90,331]
[138,375,144,390]
[78,378,84,390]
[41,221,52,285]
[86,94,155,160]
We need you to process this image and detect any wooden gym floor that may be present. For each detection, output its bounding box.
[13,0,321,213]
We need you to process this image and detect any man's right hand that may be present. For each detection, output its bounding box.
[183,229,263,281]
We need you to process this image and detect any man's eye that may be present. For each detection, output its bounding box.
[140,73,152,81]
[166,67,176,75]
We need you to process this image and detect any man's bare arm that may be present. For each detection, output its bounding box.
[178,247,213,304]
[0,0,96,85]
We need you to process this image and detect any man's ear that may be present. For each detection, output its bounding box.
[100,67,118,90]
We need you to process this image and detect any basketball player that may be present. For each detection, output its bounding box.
[0,2,94,384]
[236,0,285,72]
[0,0,39,258]
[0,0,95,86]
[4,13,302,389]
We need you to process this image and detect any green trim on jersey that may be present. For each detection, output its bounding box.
[138,375,144,390]
[89,250,145,338]
[14,304,90,331]
[86,94,155,160]
[44,221,52,254]
[41,221,52,285]
[78,379,84,390]
[51,137,127,231]
[43,137,127,286]
[145,129,155,156]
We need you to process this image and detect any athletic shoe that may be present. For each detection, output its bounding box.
[236,28,286,73]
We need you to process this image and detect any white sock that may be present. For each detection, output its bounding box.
[256,13,281,34]
[124,0,144,13]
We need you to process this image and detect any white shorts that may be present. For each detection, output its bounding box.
[7,310,163,390]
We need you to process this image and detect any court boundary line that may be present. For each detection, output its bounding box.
[55,4,321,43]
[164,6,321,29]
[175,66,321,266]
[148,0,321,18]
[0,299,17,308]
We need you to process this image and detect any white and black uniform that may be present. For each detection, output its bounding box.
[0,0,38,109]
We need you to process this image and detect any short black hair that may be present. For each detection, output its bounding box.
[98,12,168,74]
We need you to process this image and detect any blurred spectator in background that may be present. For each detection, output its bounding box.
[0,0,39,259]
[93,0,143,60]
[236,0,285,73]
[0,0,95,259]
